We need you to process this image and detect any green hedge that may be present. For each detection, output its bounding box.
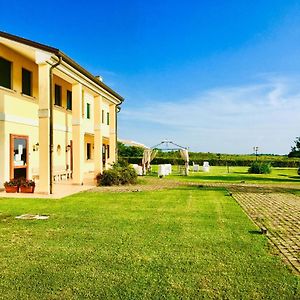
[121,156,300,168]
[248,162,272,174]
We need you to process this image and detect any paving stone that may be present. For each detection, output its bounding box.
[226,185,300,274]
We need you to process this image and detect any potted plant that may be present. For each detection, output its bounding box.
[3,179,20,193]
[20,179,35,193]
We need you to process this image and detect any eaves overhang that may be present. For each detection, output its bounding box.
[0,31,124,103]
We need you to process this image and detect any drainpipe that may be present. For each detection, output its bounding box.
[116,104,121,162]
[49,56,62,194]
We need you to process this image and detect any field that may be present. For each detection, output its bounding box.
[0,186,299,299]
[167,166,300,184]
[148,165,300,184]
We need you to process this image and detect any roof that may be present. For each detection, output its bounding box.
[118,139,148,149]
[0,31,124,102]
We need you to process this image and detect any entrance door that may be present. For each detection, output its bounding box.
[10,134,29,179]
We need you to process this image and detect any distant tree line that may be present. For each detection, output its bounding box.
[117,142,144,157]
[117,140,300,168]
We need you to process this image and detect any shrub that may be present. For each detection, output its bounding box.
[119,166,137,185]
[96,163,137,186]
[248,162,272,174]
[298,167,300,176]
[20,179,35,187]
[3,178,20,187]
[97,169,120,186]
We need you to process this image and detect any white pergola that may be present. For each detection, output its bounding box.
[142,140,189,175]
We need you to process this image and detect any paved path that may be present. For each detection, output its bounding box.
[228,185,300,274]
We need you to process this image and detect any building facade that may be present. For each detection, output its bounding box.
[0,32,123,194]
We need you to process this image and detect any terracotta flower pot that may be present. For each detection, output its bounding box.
[20,186,35,193]
[5,186,19,193]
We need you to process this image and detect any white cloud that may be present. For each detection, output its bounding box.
[119,76,300,154]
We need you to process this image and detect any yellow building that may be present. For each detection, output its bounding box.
[0,31,124,194]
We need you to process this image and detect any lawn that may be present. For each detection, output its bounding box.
[0,187,299,299]
[164,166,300,184]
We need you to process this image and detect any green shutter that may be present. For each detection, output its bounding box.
[0,57,12,89]
[87,103,90,119]
[54,85,62,106]
[67,90,72,110]
[22,68,32,96]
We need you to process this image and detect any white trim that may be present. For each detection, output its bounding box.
[0,112,38,126]
[38,109,50,118]
[35,50,52,64]
[72,118,82,126]
[0,112,72,132]
[0,86,17,94]
[54,124,72,132]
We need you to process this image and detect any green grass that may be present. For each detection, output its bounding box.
[290,190,300,197]
[161,166,300,184]
[0,188,299,299]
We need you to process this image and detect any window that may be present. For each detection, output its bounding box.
[102,144,106,164]
[86,103,90,119]
[67,90,72,110]
[101,110,104,123]
[22,68,32,96]
[107,112,110,125]
[86,143,91,160]
[0,57,12,89]
[107,145,110,159]
[54,84,62,106]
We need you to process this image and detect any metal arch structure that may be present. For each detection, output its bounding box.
[150,140,188,151]
[146,140,190,176]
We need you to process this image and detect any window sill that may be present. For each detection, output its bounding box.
[21,93,36,100]
[54,105,66,112]
[0,86,17,94]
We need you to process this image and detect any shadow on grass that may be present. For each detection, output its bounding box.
[171,185,228,192]
[249,230,263,235]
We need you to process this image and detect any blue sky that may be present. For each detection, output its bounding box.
[1,0,300,154]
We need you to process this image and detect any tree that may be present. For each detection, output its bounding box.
[117,142,144,157]
[288,137,300,158]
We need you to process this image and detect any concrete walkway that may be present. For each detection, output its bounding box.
[0,173,95,199]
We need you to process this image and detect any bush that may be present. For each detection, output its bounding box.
[3,178,20,187]
[298,167,300,176]
[248,162,272,174]
[119,166,137,185]
[97,169,120,186]
[96,163,137,186]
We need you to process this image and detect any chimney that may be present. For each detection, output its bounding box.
[95,75,103,82]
